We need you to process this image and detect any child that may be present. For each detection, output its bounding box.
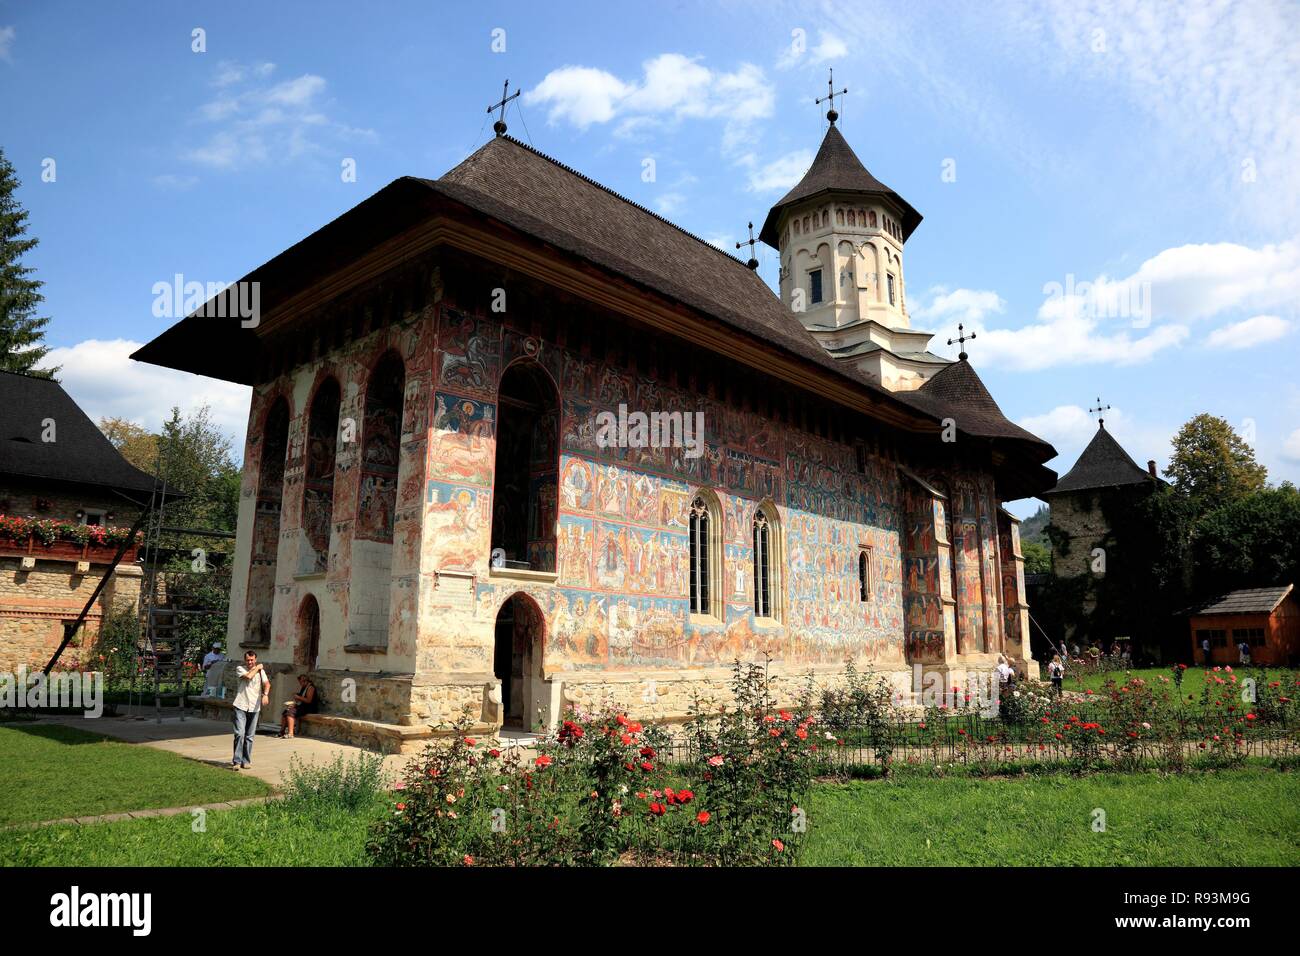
[1048,655,1065,696]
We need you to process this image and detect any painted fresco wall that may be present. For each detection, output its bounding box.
[416,302,906,687]
[226,304,431,680]
[223,287,1028,729]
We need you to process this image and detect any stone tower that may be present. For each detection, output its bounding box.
[759,117,949,392]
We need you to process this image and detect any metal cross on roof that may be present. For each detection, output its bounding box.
[815,68,848,125]
[487,79,521,137]
[947,323,976,361]
[1089,396,1112,428]
[735,221,759,270]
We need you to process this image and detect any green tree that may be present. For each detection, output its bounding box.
[1163,413,1267,517]
[98,417,160,472]
[1022,539,1051,575]
[0,148,56,377]
[1194,483,1300,594]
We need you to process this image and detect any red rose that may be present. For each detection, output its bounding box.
[535,755,552,768]
[696,811,710,825]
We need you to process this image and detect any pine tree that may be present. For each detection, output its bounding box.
[0,147,56,378]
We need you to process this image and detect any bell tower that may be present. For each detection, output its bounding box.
[758,75,950,392]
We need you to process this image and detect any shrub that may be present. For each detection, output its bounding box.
[283,752,387,812]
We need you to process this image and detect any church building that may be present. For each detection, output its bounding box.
[134,98,1056,748]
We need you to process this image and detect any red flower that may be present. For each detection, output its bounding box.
[640,761,654,772]
[621,733,634,746]
[772,839,785,852]
[464,737,476,746]
[649,802,666,816]
[676,789,694,804]
[395,802,406,811]
[696,811,711,825]
[462,854,474,866]
[534,755,552,768]
[488,748,501,758]
[639,746,656,758]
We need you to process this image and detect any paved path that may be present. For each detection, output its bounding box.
[34,713,412,788]
[4,796,281,831]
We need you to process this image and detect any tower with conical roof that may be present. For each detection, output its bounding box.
[760,101,949,392]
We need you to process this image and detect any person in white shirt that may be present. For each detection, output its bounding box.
[1047,655,1065,696]
[231,651,271,770]
[1238,640,1251,666]
[202,642,225,674]
[995,654,1016,688]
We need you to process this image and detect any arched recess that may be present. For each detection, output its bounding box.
[689,489,723,620]
[493,591,546,730]
[301,377,341,575]
[296,594,321,669]
[491,360,559,572]
[351,351,405,649]
[752,500,784,622]
[245,395,290,645]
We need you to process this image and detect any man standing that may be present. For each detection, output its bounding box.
[231,651,270,770]
[1201,634,1213,667]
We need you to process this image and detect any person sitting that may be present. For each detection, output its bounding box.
[279,674,318,739]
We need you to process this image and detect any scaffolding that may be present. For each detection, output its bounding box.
[129,450,236,723]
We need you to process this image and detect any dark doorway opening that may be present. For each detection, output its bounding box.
[492,593,543,730]
[490,362,558,572]
[296,595,321,669]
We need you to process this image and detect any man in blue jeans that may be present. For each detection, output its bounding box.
[231,650,270,769]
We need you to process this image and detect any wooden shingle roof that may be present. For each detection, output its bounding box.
[1045,424,1156,496]
[1189,584,1294,616]
[759,124,922,246]
[0,370,154,500]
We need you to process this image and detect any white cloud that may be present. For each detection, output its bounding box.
[48,339,250,454]
[745,149,813,192]
[1282,428,1300,464]
[913,287,1005,325]
[1205,314,1292,350]
[0,25,14,62]
[151,173,199,191]
[184,61,374,170]
[777,29,849,70]
[525,54,774,150]
[1009,0,1300,232]
[655,192,686,215]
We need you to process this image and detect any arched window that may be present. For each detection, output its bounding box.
[302,378,341,575]
[491,361,559,572]
[245,395,289,645]
[753,502,782,621]
[357,352,404,544]
[689,492,722,617]
[296,594,321,669]
[847,209,856,227]
[836,209,845,226]
[858,548,871,601]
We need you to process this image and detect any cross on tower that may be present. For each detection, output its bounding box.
[815,68,848,125]
[487,79,521,137]
[735,221,759,270]
[947,323,976,361]
[1089,397,1112,428]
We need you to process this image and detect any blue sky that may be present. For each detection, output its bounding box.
[2,0,1298,515]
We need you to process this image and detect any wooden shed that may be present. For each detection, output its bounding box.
[1187,584,1299,667]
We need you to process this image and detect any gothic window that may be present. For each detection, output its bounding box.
[859,548,871,601]
[753,502,781,621]
[887,274,896,306]
[809,269,823,304]
[689,493,721,617]
[491,361,559,572]
[793,219,800,236]
[302,378,341,575]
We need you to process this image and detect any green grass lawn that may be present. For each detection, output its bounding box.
[802,768,1300,866]
[1061,665,1291,698]
[0,723,271,827]
[5,764,1296,867]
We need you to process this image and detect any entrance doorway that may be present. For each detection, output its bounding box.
[492,592,544,730]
